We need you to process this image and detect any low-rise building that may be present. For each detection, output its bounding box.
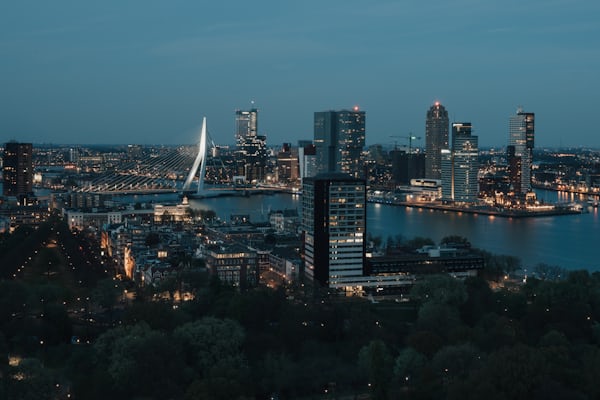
[154,203,190,224]
[65,209,124,230]
[0,204,51,230]
[268,246,301,282]
[269,209,299,233]
[204,243,258,290]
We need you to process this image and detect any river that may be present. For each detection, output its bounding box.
[121,190,599,272]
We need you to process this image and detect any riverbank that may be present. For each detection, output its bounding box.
[368,199,582,218]
[533,183,600,197]
[184,191,598,270]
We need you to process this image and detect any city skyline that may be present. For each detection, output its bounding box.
[1,1,599,148]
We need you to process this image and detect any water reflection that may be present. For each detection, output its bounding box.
[186,192,598,271]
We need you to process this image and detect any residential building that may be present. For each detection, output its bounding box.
[302,172,366,288]
[204,243,259,290]
[68,192,102,210]
[3,142,33,199]
[268,246,301,282]
[441,149,453,201]
[0,205,50,230]
[269,208,299,233]
[64,209,124,230]
[441,123,479,203]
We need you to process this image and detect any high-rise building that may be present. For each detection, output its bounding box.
[508,108,535,193]
[506,145,522,193]
[441,123,479,203]
[3,142,33,198]
[441,149,453,200]
[425,102,449,180]
[453,124,479,203]
[302,173,366,288]
[235,108,258,143]
[69,147,80,166]
[298,140,317,180]
[314,107,366,178]
[276,143,299,183]
[234,108,268,183]
[391,151,425,185]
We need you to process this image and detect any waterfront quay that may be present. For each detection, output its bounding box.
[367,195,582,218]
[184,184,297,199]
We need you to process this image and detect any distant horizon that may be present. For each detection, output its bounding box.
[11,140,600,152]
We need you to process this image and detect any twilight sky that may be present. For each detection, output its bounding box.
[1,0,599,148]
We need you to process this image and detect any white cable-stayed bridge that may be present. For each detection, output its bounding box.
[77,118,220,195]
[76,118,286,197]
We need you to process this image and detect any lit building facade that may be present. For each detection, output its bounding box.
[452,122,479,203]
[314,108,366,178]
[302,173,366,288]
[204,243,258,290]
[234,108,268,183]
[298,140,317,180]
[441,123,479,203]
[508,108,535,193]
[65,209,124,230]
[425,102,449,180]
[441,149,453,200]
[235,108,258,143]
[2,142,33,198]
[276,143,299,183]
[507,145,522,193]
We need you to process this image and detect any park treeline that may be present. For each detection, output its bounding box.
[1,220,600,399]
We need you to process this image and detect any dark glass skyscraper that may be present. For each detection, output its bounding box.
[391,151,425,185]
[3,142,33,198]
[508,108,535,193]
[314,108,366,178]
[234,108,268,183]
[425,102,449,180]
[302,172,366,288]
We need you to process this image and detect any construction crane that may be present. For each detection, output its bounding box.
[389,134,422,153]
